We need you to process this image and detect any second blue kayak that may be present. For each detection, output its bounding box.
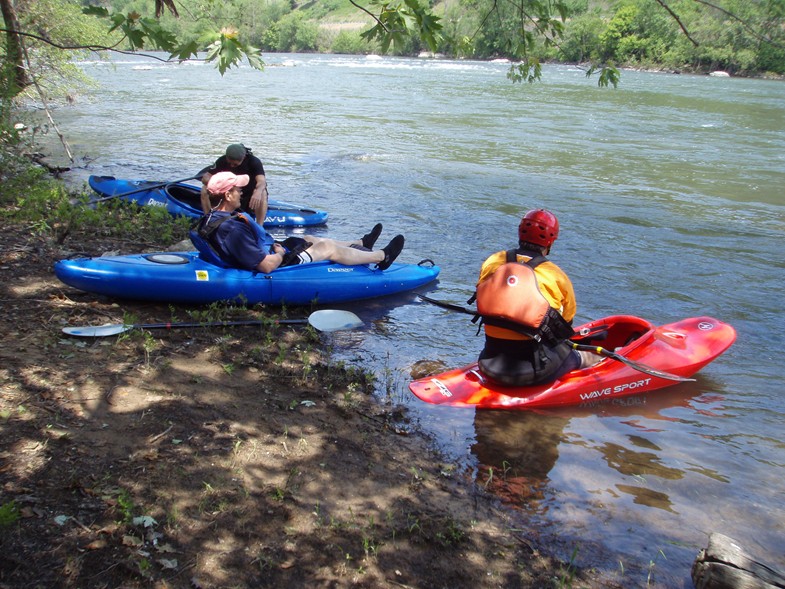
[88,175,329,227]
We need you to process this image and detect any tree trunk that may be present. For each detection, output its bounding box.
[1,0,30,95]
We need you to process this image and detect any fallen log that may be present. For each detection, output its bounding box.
[692,533,785,589]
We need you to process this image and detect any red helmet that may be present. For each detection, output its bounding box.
[518,209,559,247]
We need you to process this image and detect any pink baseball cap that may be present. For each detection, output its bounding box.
[207,171,250,196]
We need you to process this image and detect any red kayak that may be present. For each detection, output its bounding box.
[408,315,736,410]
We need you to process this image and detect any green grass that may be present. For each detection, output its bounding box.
[0,501,20,528]
[0,165,191,247]
[298,0,374,23]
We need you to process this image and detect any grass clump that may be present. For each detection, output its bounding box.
[0,165,191,247]
[0,501,20,529]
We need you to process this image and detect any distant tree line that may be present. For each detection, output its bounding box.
[106,0,784,76]
[64,0,782,77]
[2,0,783,169]
[2,0,783,135]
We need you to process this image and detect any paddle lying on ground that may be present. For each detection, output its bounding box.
[88,174,202,205]
[62,309,363,338]
[418,294,691,382]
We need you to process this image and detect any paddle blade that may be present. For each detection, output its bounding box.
[62,323,131,337]
[308,310,363,332]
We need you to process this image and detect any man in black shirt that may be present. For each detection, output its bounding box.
[200,143,268,221]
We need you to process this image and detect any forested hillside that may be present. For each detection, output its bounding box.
[1,0,783,139]
[104,0,785,76]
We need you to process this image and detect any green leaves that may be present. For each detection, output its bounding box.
[360,0,443,53]
[406,0,443,52]
[244,46,265,72]
[169,41,200,63]
[584,65,620,88]
[82,6,264,75]
[0,501,20,528]
[83,6,178,53]
[506,59,543,84]
[361,4,407,53]
[205,30,265,75]
[82,6,108,18]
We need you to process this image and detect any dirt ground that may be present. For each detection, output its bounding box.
[0,221,615,589]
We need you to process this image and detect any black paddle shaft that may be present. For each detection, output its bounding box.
[88,175,200,204]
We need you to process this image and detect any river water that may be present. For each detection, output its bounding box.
[38,53,785,587]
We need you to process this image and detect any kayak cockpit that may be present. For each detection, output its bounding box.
[165,184,202,209]
[575,314,655,352]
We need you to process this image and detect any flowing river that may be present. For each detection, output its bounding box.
[38,52,785,587]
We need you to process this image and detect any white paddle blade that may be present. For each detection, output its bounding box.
[307,310,363,332]
[62,323,131,337]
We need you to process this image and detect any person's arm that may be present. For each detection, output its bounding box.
[559,271,577,323]
[249,173,268,221]
[477,251,505,285]
[200,157,224,214]
[256,242,284,273]
[200,171,213,214]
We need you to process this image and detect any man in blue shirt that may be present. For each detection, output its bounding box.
[199,172,404,274]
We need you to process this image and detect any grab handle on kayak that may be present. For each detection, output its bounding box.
[574,325,609,342]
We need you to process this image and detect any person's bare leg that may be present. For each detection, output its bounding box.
[254,199,268,224]
[306,240,383,265]
[578,350,603,368]
[303,234,404,269]
[302,235,361,248]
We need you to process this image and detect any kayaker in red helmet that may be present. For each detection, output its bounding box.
[472,209,599,386]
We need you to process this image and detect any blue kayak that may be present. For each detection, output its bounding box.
[54,253,440,306]
[88,175,329,227]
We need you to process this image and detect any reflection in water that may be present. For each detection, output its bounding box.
[471,410,569,508]
[469,387,703,515]
[628,434,662,450]
[600,438,684,513]
[601,440,684,480]
[614,484,675,512]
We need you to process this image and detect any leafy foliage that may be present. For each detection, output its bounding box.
[1,0,104,102]
[507,60,543,84]
[2,0,783,111]
[0,167,191,247]
[331,30,378,54]
[360,0,443,53]
[262,12,321,53]
[83,6,177,52]
[0,501,20,528]
[205,27,264,74]
[587,64,621,88]
[81,4,264,74]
